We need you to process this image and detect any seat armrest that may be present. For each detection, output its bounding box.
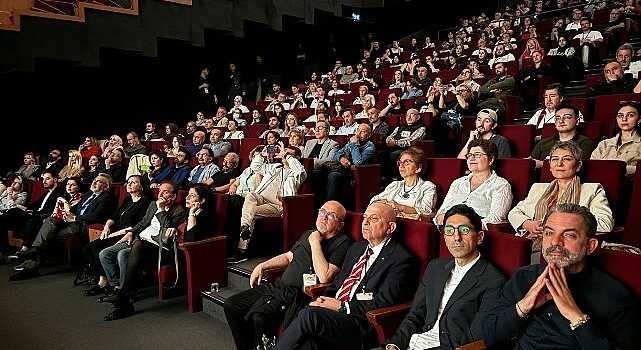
[595,227,624,244]
[366,301,412,325]
[455,340,487,350]
[179,236,227,312]
[486,221,515,234]
[304,283,331,299]
[262,266,286,283]
[351,164,381,212]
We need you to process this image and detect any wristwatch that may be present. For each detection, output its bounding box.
[570,314,590,330]
[338,301,347,314]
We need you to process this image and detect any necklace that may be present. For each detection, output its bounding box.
[401,181,418,199]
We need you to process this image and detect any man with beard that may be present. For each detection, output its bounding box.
[483,203,639,350]
[457,109,511,159]
[224,200,351,350]
[150,147,192,189]
[207,152,241,192]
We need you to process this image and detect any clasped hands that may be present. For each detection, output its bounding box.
[517,263,584,324]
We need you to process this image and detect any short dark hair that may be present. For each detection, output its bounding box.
[555,102,580,118]
[543,203,597,238]
[285,145,302,158]
[545,83,565,97]
[443,204,484,232]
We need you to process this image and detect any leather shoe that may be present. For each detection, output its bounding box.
[104,303,135,321]
[9,266,39,281]
[84,284,110,297]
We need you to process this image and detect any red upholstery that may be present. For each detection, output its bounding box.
[383,115,400,129]
[292,108,314,119]
[334,93,353,105]
[566,97,592,117]
[540,159,626,225]
[496,124,536,158]
[413,140,436,158]
[377,88,402,100]
[423,158,467,209]
[239,138,264,158]
[622,164,641,248]
[439,230,533,277]
[28,179,46,205]
[351,164,381,213]
[246,124,268,138]
[494,158,536,205]
[503,95,522,125]
[589,248,641,298]
[593,93,641,137]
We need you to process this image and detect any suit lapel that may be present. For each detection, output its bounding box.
[442,259,487,314]
[354,239,394,293]
[425,260,454,326]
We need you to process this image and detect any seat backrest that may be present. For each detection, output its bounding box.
[589,248,641,298]
[494,158,536,205]
[622,164,641,248]
[29,179,46,205]
[246,124,268,138]
[541,121,603,143]
[439,230,533,277]
[593,93,641,136]
[423,158,467,209]
[496,124,536,158]
[239,138,264,158]
[540,159,626,225]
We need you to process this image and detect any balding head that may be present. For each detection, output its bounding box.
[362,202,397,246]
[316,200,347,239]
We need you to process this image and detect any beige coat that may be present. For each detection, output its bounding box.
[508,182,613,232]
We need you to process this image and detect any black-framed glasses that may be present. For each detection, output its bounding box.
[442,224,475,236]
[465,152,487,160]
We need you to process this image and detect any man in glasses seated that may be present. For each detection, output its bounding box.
[275,202,417,350]
[224,201,351,350]
[381,204,505,350]
[527,103,594,168]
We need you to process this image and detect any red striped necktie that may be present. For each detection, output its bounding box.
[336,247,373,302]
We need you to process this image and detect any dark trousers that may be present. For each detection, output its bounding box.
[82,236,120,277]
[117,239,172,304]
[224,284,287,350]
[0,209,42,251]
[224,194,245,254]
[274,306,374,350]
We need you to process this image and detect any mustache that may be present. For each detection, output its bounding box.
[544,245,570,256]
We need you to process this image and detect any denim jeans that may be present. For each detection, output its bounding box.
[98,242,130,287]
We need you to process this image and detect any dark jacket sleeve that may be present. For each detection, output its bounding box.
[76,192,113,224]
[385,264,430,348]
[183,209,216,242]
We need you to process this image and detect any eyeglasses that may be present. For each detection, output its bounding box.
[396,159,415,167]
[442,224,475,236]
[554,115,575,121]
[314,126,328,131]
[318,208,340,221]
[465,152,487,160]
[197,153,210,158]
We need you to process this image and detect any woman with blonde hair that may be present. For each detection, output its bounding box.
[58,150,85,182]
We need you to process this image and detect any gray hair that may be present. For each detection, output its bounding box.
[543,203,597,238]
[227,152,240,164]
[550,140,583,160]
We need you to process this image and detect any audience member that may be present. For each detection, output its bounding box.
[458,109,511,159]
[186,130,207,157]
[227,146,306,263]
[370,146,436,220]
[591,101,641,176]
[78,137,102,162]
[302,120,339,171]
[224,120,244,139]
[336,109,358,135]
[484,204,638,349]
[383,109,427,182]
[58,150,85,183]
[434,139,512,229]
[204,129,232,158]
[588,61,638,97]
[123,132,148,158]
[188,148,220,186]
[529,103,594,168]
[224,201,351,350]
[383,204,506,350]
[274,202,418,350]
[82,175,151,297]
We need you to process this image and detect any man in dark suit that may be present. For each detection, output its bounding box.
[10,173,114,280]
[382,204,506,350]
[274,202,418,350]
[0,172,64,257]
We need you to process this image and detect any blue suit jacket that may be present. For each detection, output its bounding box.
[74,190,113,225]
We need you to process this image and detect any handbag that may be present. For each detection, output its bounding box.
[151,228,180,289]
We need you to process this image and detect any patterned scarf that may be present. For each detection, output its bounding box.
[534,176,581,221]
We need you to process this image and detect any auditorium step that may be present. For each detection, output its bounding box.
[201,256,270,325]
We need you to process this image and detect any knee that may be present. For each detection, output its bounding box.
[98,248,110,262]
[327,171,343,184]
